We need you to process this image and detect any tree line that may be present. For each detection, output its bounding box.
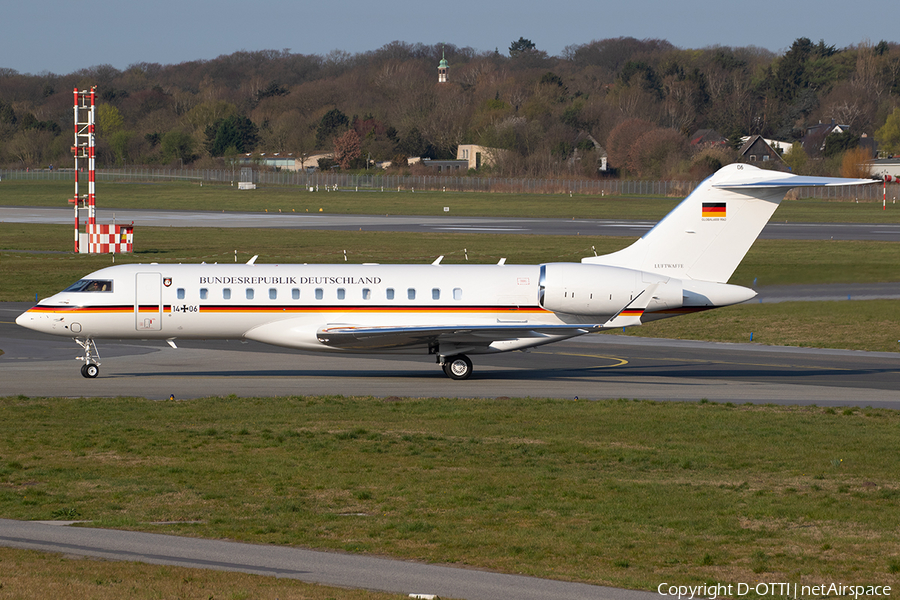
[1,37,899,179]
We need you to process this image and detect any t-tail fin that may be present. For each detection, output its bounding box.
[582,163,874,283]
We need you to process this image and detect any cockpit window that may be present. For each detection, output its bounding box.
[63,279,113,293]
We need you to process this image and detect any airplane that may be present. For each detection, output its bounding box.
[16,163,874,380]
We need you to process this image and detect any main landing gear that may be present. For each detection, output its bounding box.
[75,337,101,379]
[440,354,473,380]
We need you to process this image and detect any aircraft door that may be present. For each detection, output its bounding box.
[135,272,162,331]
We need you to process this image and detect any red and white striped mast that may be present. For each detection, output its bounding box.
[71,87,96,252]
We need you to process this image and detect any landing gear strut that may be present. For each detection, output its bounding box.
[75,337,101,378]
[441,354,473,380]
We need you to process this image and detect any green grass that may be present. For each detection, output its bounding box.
[2,395,899,591]
[0,546,399,599]
[3,179,900,221]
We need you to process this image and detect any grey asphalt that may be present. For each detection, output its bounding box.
[749,282,900,303]
[4,205,900,240]
[3,302,899,406]
[0,519,648,600]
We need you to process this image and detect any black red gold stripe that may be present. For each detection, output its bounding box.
[702,202,726,218]
[26,304,548,315]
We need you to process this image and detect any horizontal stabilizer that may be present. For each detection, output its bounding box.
[713,173,874,190]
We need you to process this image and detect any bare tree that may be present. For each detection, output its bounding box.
[605,118,654,172]
[840,147,873,178]
[628,128,688,177]
[333,129,361,169]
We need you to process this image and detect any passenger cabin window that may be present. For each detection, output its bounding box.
[408,288,416,300]
[453,288,462,300]
[337,288,346,300]
[246,288,254,300]
[362,288,371,300]
[223,288,231,300]
[64,279,113,292]
[292,288,300,300]
[386,288,395,300]
[177,288,185,300]
[432,288,440,300]
[200,288,208,300]
[315,288,324,300]
[269,288,277,300]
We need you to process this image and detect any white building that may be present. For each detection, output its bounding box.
[456,145,499,170]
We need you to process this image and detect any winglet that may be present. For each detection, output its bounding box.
[602,284,658,328]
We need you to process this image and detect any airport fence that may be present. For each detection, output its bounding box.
[0,167,892,201]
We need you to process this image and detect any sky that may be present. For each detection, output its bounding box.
[3,0,899,75]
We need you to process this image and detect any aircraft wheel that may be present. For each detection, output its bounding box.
[443,354,473,380]
[82,363,99,379]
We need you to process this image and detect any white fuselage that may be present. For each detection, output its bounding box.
[17,261,757,358]
[19,262,569,354]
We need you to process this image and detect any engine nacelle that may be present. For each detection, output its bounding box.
[539,263,683,316]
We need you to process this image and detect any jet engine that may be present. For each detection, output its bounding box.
[538,263,683,316]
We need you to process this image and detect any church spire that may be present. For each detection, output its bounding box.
[438,48,449,83]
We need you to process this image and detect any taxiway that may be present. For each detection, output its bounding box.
[4,206,900,241]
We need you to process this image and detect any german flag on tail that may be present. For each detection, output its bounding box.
[702,202,726,218]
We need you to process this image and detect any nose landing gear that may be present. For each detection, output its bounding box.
[75,337,101,378]
[81,363,99,378]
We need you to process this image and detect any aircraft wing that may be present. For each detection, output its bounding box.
[316,281,661,351]
[315,323,599,351]
[600,284,657,328]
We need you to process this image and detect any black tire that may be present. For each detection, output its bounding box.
[443,354,472,380]
[83,363,99,378]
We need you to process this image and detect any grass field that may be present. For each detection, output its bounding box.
[2,179,900,222]
[2,395,899,594]
[0,546,395,600]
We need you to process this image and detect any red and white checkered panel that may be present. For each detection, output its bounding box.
[87,224,133,253]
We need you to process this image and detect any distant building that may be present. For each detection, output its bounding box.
[584,134,608,172]
[456,144,500,170]
[738,135,786,167]
[438,51,449,83]
[690,129,728,148]
[802,119,849,154]
[805,119,849,139]
[240,152,333,171]
[864,158,900,180]
[858,133,878,159]
[421,158,469,173]
[739,136,791,154]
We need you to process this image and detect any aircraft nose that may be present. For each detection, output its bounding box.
[16,308,40,331]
